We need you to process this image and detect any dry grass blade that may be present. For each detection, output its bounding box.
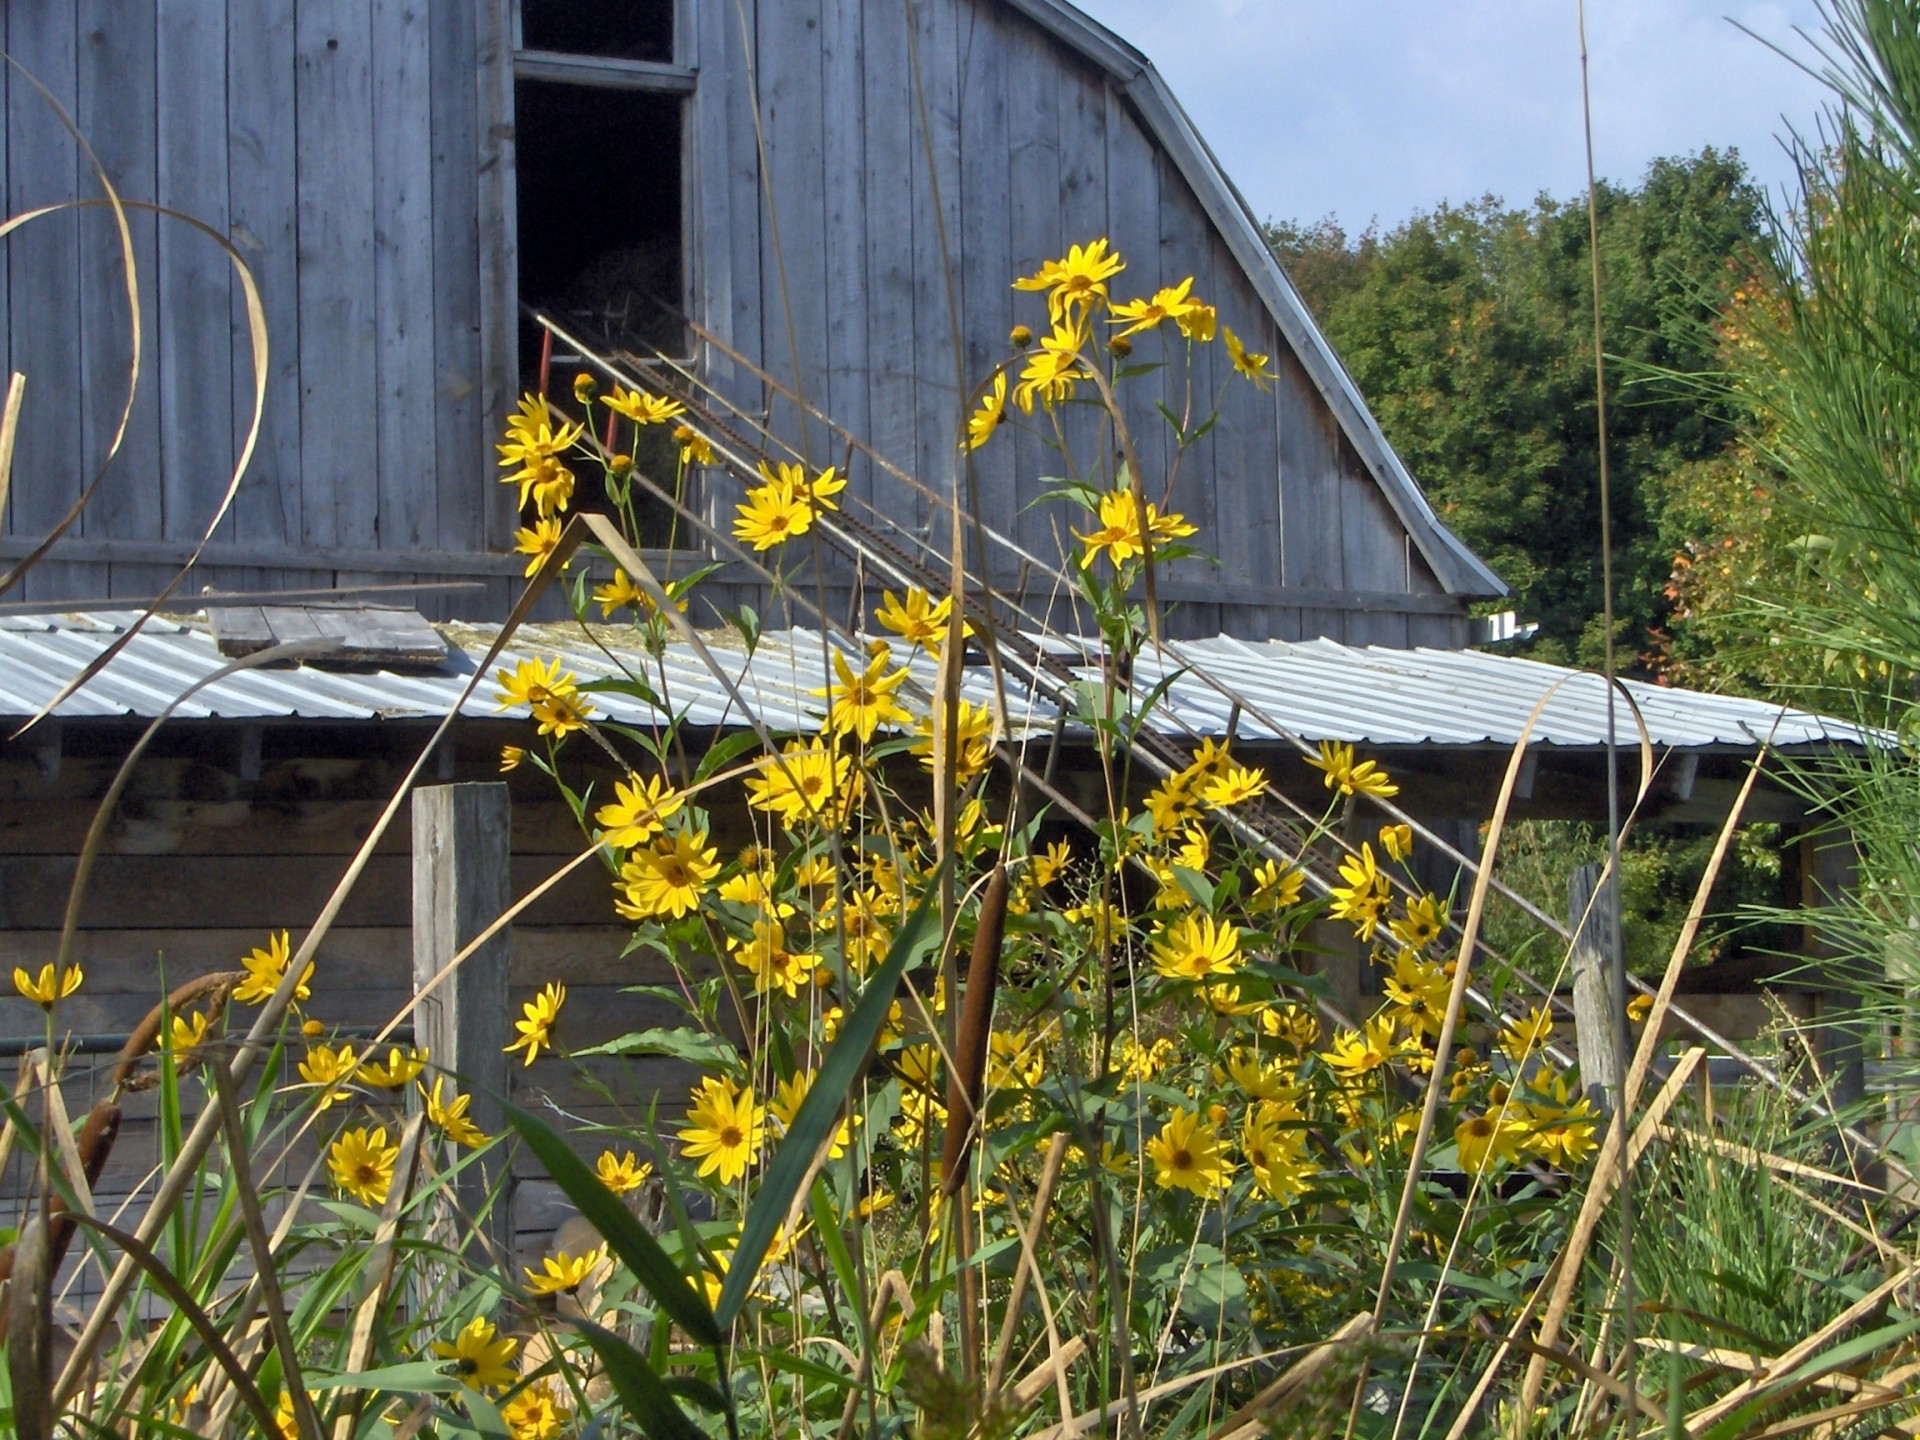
[1009,1334,1089,1412]
[0,371,23,523]
[988,1131,1072,1398]
[1211,1311,1374,1440]
[7,1216,53,1440]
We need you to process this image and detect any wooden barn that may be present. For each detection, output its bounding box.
[2,0,1502,639]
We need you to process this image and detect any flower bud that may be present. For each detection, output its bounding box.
[573,372,597,403]
[1009,324,1033,349]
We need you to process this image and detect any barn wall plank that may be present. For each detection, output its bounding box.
[7,1,88,601]
[1002,20,1062,567]
[820,0,872,515]
[228,0,321,596]
[474,0,518,562]
[1337,433,1412,647]
[757,0,829,465]
[955,2,1015,562]
[296,1,380,553]
[860,0,918,509]
[372,0,439,556]
[1156,147,1218,634]
[910,0,965,548]
[1102,86,1167,522]
[1276,347,1344,640]
[1048,56,1108,524]
[75,3,167,599]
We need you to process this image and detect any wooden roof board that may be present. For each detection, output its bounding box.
[209,601,449,668]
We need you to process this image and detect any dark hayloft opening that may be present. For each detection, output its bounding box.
[520,0,672,63]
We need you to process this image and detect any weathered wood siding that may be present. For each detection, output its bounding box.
[3,0,1475,645]
[1,0,506,610]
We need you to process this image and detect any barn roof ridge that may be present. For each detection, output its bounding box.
[998,0,1509,599]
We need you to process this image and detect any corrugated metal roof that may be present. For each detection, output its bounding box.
[0,611,1872,752]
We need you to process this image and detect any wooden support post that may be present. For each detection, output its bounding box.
[1568,861,1622,1114]
[412,783,513,1263]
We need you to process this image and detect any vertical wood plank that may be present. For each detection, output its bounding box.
[909,0,963,547]
[861,0,916,497]
[1049,60,1106,514]
[757,0,828,466]
[156,0,236,560]
[474,0,518,565]
[7,0,87,600]
[76,2,166,599]
[229,0,325,596]
[372,0,439,557]
[1102,86,1165,520]
[955,2,1013,564]
[820,0,871,516]
[1157,149,1218,635]
[1003,21,1060,567]
[296,0,380,554]
[1337,436,1411,647]
[429,0,499,614]
[412,782,513,1259]
[1277,349,1343,640]
[1568,859,1623,1113]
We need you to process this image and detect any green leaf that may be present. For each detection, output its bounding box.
[308,1361,463,1394]
[661,1374,733,1414]
[716,863,948,1329]
[501,1101,724,1349]
[695,729,766,784]
[568,1315,709,1440]
[571,1027,740,1070]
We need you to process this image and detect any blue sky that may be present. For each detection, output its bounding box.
[1069,1,1834,232]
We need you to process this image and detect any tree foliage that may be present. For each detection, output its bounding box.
[1269,151,1765,667]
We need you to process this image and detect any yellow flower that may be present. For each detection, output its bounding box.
[1108,276,1198,338]
[1390,892,1448,952]
[1013,321,1089,412]
[770,1070,852,1158]
[1012,238,1126,325]
[1144,775,1201,835]
[596,1149,653,1195]
[423,1076,489,1147]
[595,773,685,849]
[1248,857,1305,914]
[615,829,720,920]
[1073,488,1197,569]
[1244,1101,1314,1204]
[299,1042,359,1111]
[1259,1000,1321,1050]
[603,384,684,426]
[986,1029,1048,1090]
[233,931,313,1006]
[1381,951,1451,1040]
[1305,739,1400,799]
[910,698,997,782]
[733,475,815,550]
[1515,1066,1600,1167]
[1030,838,1072,887]
[13,962,82,1008]
[1150,913,1242,982]
[1223,1048,1296,1102]
[1146,1108,1232,1198]
[1628,992,1654,1025]
[814,644,913,742]
[1329,843,1390,941]
[356,1045,429,1089]
[1454,1110,1525,1175]
[731,919,820,998]
[512,516,566,577]
[524,1243,607,1296]
[329,1125,399,1207]
[164,1010,210,1060]
[1176,301,1217,342]
[672,423,714,466]
[759,458,846,513]
[1201,764,1268,808]
[1498,1004,1555,1064]
[1379,823,1413,863]
[964,370,1009,449]
[1222,325,1275,388]
[493,656,578,712]
[592,569,647,618]
[745,741,856,827]
[678,1075,766,1185]
[497,393,584,516]
[530,690,594,737]
[504,982,565,1066]
[877,586,968,652]
[1322,1014,1405,1085]
[499,745,525,772]
[432,1314,519,1390]
[502,1383,572,1440]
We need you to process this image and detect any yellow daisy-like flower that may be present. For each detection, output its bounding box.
[1515,1066,1601,1168]
[1498,1004,1555,1063]
[1073,488,1197,570]
[530,690,594,738]
[678,1075,766,1185]
[1389,892,1449,952]
[299,1042,359,1111]
[511,516,566,577]
[1145,1108,1232,1198]
[1013,321,1089,413]
[1176,301,1217,342]
[423,1076,489,1148]
[13,962,82,1009]
[1258,999,1321,1050]
[596,1149,653,1195]
[1221,324,1275,388]
[731,919,820,998]
[1244,1100,1315,1204]
[1222,1048,1297,1102]
[233,931,313,1006]
[603,384,685,426]
[497,393,585,516]
[1030,838,1073,888]
[356,1045,429,1089]
[1107,276,1198,339]
[1381,951,1451,1040]
[592,569,647,618]
[814,644,913,743]
[595,773,685,849]
[615,829,720,920]
[1322,1014,1405,1085]
[524,1243,607,1296]
[1628,992,1654,1025]
[1454,1110,1526,1175]
[910,698,997,783]
[672,423,714,466]
[1379,823,1414,863]
[759,458,846,514]
[876,586,968,652]
[1329,843,1390,941]
[1248,857,1306,915]
[493,656,578,712]
[770,1069,852,1158]
[733,475,815,550]
[1150,913,1242,982]
[1201,763,1268,809]
[499,745,525,772]
[502,1383,572,1440]
[744,741,856,827]
[964,370,1009,450]
[432,1314,519,1391]
[1305,739,1400,799]
[1012,237,1126,325]
[504,982,566,1066]
[164,1010,210,1061]
[329,1125,400,1207]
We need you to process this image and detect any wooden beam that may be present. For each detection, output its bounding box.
[412,783,514,1260]
[1568,861,1622,1113]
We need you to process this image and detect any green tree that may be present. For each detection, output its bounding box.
[1270,151,1765,667]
